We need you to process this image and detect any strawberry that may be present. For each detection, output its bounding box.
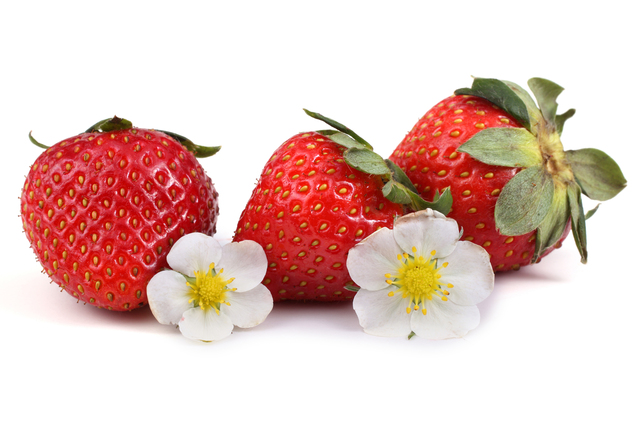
[390,77,626,271]
[232,111,450,301]
[21,117,220,311]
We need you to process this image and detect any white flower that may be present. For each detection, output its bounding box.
[147,232,272,342]
[347,209,494,339]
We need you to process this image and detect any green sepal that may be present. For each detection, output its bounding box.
[304,109,374,150]
[306,111,453,216]
[408,331,416,340]
[344,284,360,292]
[567,182,588,264]
[383,160,453,216]
[495,165,555,236]
[158,129,221,158]
[565,148,627,201]
[585,204,600,220]
[454,77,532,132]
[533,185,571,263]
[28,131,50,149]
[343,148,392,175]
[458,127,542,168]
[327,132,369,150]
[85,116,133,133]
[528,78,564,124]
[555,108,576,136]
[501,80,543,134]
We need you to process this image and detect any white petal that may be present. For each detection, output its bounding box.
[346,227,404,291]
[439,241,494,306]
[179,307,234,342]
[217,240,268,292]
[221,285,273,328]
[393,210,461,259]
[411,300,480,339]
[167,232,222,277]
[147,270,192,325]
[353,288,412,337]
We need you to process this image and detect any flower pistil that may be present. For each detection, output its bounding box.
[386,247,454,315]
[187,262,237,314]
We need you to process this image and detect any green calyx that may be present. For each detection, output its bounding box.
[455,77,627,264]
[29,116,221,158]
[304,109,452,216]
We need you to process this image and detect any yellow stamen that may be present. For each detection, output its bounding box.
[186,262,235,314]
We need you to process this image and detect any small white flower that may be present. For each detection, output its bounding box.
[147,233,272,342]
[347,209,494,339]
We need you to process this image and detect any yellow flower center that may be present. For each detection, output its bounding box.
[385,247,454,315]
[187,263,236,314]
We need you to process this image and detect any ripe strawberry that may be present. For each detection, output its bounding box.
[390,77,626,271]
[232,129,406,301]
[21,117,220,311]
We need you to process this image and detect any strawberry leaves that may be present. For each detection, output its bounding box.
[458,127,542,168]
[455,77,626,265]
[455,78,533,132]
[565,148,627,201]
[304,109,453,216]
[494,165,555,236]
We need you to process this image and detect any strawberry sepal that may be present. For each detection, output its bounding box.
[305,109,453,216]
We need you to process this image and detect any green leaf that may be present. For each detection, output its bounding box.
[458,127,542,168]
[382,180,414,205]
[343,148,391,176]
[304,109,374,150]
[455,77,532,131]
[327,132,368,150]
[382,180,453,216]
[565,148,627,201]
[528,78,564,124]
[501,80,543,134]
[555,108,575,136]
[567,182,588,264]
[385,160,419,193]
[495,165,555,235]
[84,116,133,133]
[533,185,571,263]
[28,131,50,149]
[585,204,600,220]
[159,130,221,158]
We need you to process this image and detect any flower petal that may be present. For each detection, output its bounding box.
[179,307,234,342]
[353,288,412,337]
[411,300,481,339]
[439,241,494,306]
[147,270,192,325]
[218,240,268,292]
[393,210,461,259]
[167,232,222,277]
[221,284,273,328]
[347,227,404,291]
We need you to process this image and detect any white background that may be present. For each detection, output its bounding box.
[1,1,637,425]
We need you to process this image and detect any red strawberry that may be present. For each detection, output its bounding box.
[21,117,220,311]
[232,129,405,301]
[390,77,626,271]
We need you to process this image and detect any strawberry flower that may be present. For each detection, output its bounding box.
[346,209,494,339]
[147,233,272,342]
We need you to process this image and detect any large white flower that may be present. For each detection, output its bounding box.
[147,233,272,342]
[347,209,494,339]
